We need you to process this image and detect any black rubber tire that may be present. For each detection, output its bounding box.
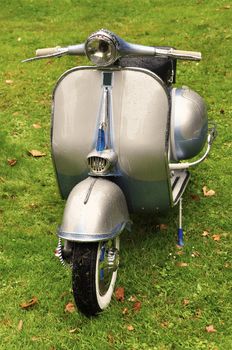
[72,242,101,316]
[72,239,119,316]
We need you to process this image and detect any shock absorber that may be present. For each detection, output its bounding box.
[54,238,66,266]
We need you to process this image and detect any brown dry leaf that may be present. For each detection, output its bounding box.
[127,325,134,331]
[191,251,201,258]
[212,234,221,241]
[122,307,129,315]
[5,79,13,84]
[107,333,115,344]
[17,319,23,331]
[205,324,217,333]
[182,299,190,306]
[176,249,184,256]
[20,297,38,309]
[161,321,169,328]
[65,302,75,313]
[202,230,210,237]
[159,223,168,230]
[115,287,125,302]
[133,301,142,312]
[202,186,215,197]
[33,123,42,129]
[190,194,200,201]
[7,159,17,166]
[31,336,40,341]
[28,150,46,157]
[176,262,188,267]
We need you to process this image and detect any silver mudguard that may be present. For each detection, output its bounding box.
[58,177,130,242]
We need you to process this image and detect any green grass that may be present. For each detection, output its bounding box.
[0,0,232,349]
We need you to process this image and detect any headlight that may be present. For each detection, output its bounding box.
[85,30,118,66]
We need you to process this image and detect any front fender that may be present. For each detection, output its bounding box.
[58,177,130,242]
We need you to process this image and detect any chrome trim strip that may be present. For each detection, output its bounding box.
[57,221,127,242]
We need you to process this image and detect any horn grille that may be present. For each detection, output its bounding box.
[88,156,110,174]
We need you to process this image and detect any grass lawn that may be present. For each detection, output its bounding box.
[0,1,231,349]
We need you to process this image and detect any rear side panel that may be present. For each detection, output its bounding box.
[52,67,172,212]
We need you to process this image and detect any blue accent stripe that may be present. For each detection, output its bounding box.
[96,129,105,151]
[178,228,184,246]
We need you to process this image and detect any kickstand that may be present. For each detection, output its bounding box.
[177,197,184,246]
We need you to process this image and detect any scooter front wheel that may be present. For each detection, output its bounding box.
[72,237,120,316]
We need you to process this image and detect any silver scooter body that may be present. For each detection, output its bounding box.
[24,29,215,316]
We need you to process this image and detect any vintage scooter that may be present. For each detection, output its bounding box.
[24,29,216,316]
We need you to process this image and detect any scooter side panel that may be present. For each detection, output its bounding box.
[52,68,102,176]
[113,69,170,182]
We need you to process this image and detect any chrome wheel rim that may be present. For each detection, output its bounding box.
[98,239,119,296]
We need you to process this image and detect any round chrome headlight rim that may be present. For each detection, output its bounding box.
[85,31,119,66]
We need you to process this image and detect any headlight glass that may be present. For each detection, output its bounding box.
[85,34,117,66]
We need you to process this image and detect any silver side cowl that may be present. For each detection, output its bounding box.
[170,87,208,161]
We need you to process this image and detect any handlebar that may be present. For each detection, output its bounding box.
[22,29,202,63]
[36,46,62,56]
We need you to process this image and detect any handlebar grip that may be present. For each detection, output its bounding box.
[155,48,202,61]
[169,49,202,61]
[36,46,61,57]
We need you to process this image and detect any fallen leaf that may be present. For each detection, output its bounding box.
[190,194,200,201]
[127,325,134,331]
[182,299,190,306]
[17,319,23,331]
[191,251,200,257]
[107,333,115,344]
[28,150,46,157]
[31,336,40,341]
[212,234,221,241]
[159,224,168,230]
[202,186,215,197]
[224,262,230,268]
[20,297,38,309]
[115,287,125,302]
[69,328,78,333]
[122,307,129,315]
[176,262,188,267]
[176,249,184,256]
[65,302,75,313]
[161,321,169,328]
[7,159,17,166]
[128,295,137,302]
[5,80,13,84]
[133,301,142,312]
[195,309,202,318]
[205,324,217,333]
[33,123,41,129]
[202,230,210,237]
[223,5,230,9]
